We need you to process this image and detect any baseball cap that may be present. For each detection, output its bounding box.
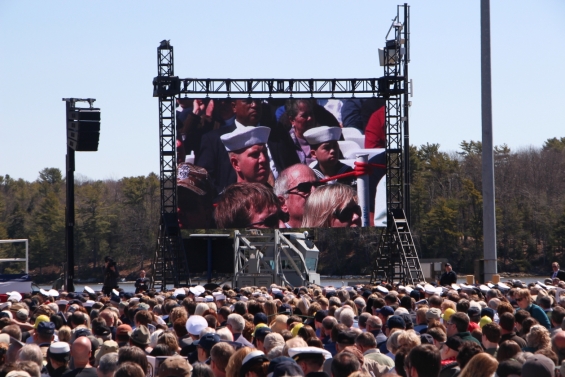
[34,315,50,329]
[193,333,221,352]
[444,336,462,351]
[37,322,56,336]
[522,354,555,377]
[387,315,406,330]
[253,325,272,340]
[376,306,394,317]
[254,312,268,326]
[267,357,304,377]
[480,307,495,320]
[158,356,193,377]
[116,324,132,338]
[278,304,292,315]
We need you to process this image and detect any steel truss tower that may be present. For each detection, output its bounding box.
[151,40,190,290]
[371,4,424,285]
[151,4,424,288]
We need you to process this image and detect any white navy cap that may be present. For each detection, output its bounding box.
[7,292,22,302]
[376,286,389,294]
[84,300,95,307]
[221,126,270,152]
[186,315,208,335]
[56,300,69,306]
[48,289,59,297]
[49,342,70,354]
[303,126,341,145]
[215,294,226,301]
[288,346,332,360]
[84,286,95,295]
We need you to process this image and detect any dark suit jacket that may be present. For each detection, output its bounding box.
[195,120,299,195]
[554,269,565,280]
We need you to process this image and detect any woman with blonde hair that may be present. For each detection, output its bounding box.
[526,324,551,352]
[263,301,277,320]
[515,288,551,329]
[458,353,498,377]
[225,347,253,377]
[301,184,361,228]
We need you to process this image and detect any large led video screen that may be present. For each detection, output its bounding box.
[175,97,387,230]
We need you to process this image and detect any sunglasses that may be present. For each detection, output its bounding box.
[333,203,362,222]
[285,181,323,195]
[246,211,282,228]
[516,298,524,302]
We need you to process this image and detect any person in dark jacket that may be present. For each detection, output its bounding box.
[515,288,551,330]
[439,263,457,286]
[551,262,565,280]
[439,336,461,377]
[446,312,481,346]
[102,257,119,296]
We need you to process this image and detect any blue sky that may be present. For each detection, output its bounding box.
[1,1,564,182]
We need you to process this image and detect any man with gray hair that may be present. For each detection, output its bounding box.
[17,345,43,370]
[339,309,355,329]
[263,333,285,355]
[96,353,118,377]
[226,314,254,348]
[274,164,319,228]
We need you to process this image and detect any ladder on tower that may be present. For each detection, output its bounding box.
[152,213,191,291]
[371,209,425,285]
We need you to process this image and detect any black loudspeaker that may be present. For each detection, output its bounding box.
[67,108,101,151]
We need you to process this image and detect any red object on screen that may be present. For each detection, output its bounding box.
[364,107,386,149]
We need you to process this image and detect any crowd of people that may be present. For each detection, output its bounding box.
[2,270,565,377]
[175,98,386,230]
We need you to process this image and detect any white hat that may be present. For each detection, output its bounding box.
[479,285,490,293]
[288,346,332,360]
[0,302,11,310]
[40,289,49,296]
[173,288,186,297]
[240,296,249,302]
[376,286,389,294]
[195,297,205,302]
[215,294,226,301]
[112,289,120,297]
[48,289,59,297]
[424,284,436,295]
[49,341,70,354]
[451,283,461,290]
[84,286,95,295]
[220,126,270,152]
[130,297,140,303]
[84,300,95,307]
[496,282,509,291]
[205,296,214,302]
[344,286,354,292]
[303,126,342,145]
[56,300,69,306]
[7,292,22,302]
[186,315,208,335]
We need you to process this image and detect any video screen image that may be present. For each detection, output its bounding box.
[175,97,387,230]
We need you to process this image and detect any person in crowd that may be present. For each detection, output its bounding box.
[214,183,283,229]
[221,125,272,185]
[274,164,321,229]
[197,99,299,195]
[438,263,457,287]
[515,289,551,330]
[551,262,565,280]
[301,184,361,228]
[210,342,235,377]
[481,322,501,357]
[64,336,96,377]
[134,270,150,294]
[96,354,118,377]
[101,257,119,296]
[303,126,354,186]
[445,313,480,345]
[285,99,317,165]
[458,353,498,377]
[330,352,360,377]
[177,162,216,229]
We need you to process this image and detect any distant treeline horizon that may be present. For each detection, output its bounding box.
[1,137,564,280]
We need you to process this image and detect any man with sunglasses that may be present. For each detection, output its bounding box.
[274,164,321,228]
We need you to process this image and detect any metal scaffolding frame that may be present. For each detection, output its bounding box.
[151,4,424,289]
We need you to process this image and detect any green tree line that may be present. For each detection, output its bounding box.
[1,137,564,280]
[0,170,160,282]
